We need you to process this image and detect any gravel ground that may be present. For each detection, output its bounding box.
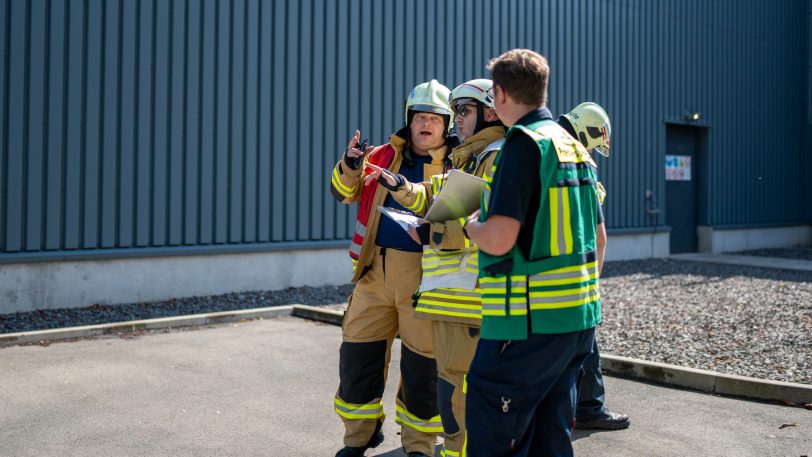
[734,247,812,262]
[598,259,811,385]
[1,259,810,385]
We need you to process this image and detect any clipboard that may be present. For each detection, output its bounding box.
[424,169,486,222]
[377,206,426,231]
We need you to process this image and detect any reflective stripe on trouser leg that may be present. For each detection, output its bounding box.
[442,447,461,457]
[334,397,383,420]
[396,344,441,455]
[336,340,388,447]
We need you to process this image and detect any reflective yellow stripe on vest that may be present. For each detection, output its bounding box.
[334,398,384,420]
[422,250,479,276]
[416,288,482,319]
[530,283,600,310]
[549,187,573,256]
[529,261,599,286]
[528,261,600,310]
[480,276,528,316]
[394,404,443,433]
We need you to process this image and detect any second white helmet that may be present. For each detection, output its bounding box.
[448,78,495,109]
[561,102,612,157]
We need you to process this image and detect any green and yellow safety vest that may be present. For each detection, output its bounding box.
[478,119,602,340]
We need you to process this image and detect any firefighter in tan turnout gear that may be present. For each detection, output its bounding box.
[368,79,506,457]
[329,80,455,457]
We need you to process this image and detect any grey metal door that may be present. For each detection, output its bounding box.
[665,125,700,254]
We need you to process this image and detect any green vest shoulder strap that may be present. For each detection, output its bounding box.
[510,122,596,168]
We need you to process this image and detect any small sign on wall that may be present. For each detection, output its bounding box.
[665,155,691,181]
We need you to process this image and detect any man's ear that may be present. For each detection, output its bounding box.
[495,86,510,106]
[483,108,500,122]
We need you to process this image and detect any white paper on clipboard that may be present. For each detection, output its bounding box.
[377,206,427,232]
[424,169,486,222]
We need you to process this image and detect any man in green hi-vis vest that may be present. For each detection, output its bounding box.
[461,49,601,457]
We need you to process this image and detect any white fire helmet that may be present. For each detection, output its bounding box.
[561,102,611,157]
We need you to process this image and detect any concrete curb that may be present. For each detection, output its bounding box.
[291,305,344,325]
[669,253,812,272]
[600,354,812,405]
[0,305,295,347]
[290,306,812,406]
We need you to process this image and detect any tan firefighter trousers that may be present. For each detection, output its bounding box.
[336,247,440,456]
[433,320,479,456]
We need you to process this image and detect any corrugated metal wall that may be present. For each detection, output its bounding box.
[1,0,808,262]
[807,0,812,224]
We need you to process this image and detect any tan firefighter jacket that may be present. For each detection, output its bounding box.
[330,127,449,283]
[389,126,506,325]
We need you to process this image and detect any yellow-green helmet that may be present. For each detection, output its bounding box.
[448,78,494,108]
[561,102,611,157]
[404,79,452,124]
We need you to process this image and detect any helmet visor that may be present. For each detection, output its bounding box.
[451,97,476,108]
[586,125,608,140]
[409,103,452,117]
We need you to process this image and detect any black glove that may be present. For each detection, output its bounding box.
[343,138,368,170]
[377,168,405,191]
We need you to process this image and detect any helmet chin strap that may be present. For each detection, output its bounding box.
[473,103,503,135]
[474,104,486,133]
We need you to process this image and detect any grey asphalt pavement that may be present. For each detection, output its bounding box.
[0,316,809,457]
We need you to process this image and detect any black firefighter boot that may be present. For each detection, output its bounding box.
[335,421,384,457]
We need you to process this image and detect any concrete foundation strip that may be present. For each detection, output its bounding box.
[1,304,809,406]
[0,305,295,347]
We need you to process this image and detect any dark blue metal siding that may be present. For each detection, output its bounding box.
[0,0,808,262]
[807,0,812,223]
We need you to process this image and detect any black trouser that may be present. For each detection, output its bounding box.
[465,328,596,457]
